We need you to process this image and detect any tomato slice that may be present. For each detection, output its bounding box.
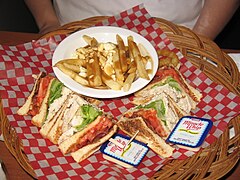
[37,76,54,105]
[72,116,114,152]
[29,76,53,116]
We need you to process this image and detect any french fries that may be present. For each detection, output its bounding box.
[62,63,80,73]
[112,48,124,83]
[82,35,98,47]
[86,52,103,87]
[123,72,135,92]
[128,38,150,80]
[54,34,154,91]
[101,70,122,90]
[55,63,89,86]
[116,34,128,73]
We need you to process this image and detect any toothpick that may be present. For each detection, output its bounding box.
[124,130,139,150]
[109,138,125,149]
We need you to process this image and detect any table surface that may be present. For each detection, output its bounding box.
[0,30,239,180]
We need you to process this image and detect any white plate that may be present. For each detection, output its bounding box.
[52,26,158,98]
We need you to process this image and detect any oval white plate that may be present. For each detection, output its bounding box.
[52,26,158,99]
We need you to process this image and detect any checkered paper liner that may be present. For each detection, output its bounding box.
[0,4,240,179]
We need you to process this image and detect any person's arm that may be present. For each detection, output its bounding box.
[24,0,60,34]
[193,0,240,40]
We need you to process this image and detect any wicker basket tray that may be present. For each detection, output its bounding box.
[1,16,239,179]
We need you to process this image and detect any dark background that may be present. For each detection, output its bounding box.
[0,1,239,49]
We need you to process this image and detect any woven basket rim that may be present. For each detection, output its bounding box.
[1,16,239,179]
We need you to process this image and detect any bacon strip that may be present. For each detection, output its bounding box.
[71,116,114,152]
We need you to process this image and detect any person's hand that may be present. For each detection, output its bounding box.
[24,0,61,34]
[39,22,61,34]
[193,0,239,40]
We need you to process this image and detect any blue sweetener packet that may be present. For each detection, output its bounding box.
[100,134,149,168]
[166,116,213,151]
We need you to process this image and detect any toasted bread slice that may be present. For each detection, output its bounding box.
[133,65,202,110]
[117,117,174,158]
[17,72,44,115]
[58,115,105,155]
[39,87,73,143]
[31,78,55,127]
[71,125,117,162]
[39,103,66,142]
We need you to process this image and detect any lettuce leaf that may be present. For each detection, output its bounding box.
[152,76,182,92]
[48,79,64,106]
[137,99,167,125]
[75,104,102,131]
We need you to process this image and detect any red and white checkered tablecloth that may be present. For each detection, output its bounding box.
[0,4,240,179]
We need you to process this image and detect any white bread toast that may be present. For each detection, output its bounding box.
[17,72,44,115]
[39,87,73,143]
[39,103,66,142]
[126,93,189,137]
[117,117,174,158]
[71,125,118,162]
[58,115,105,155]
[134,66,202,108]
[31,78,55,127]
